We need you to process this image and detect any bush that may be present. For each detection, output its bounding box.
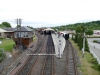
[0,38,4,39]
[0,53,5,62]
[90,58,98,65]
[98,64,100,70]
[93,40,97,43]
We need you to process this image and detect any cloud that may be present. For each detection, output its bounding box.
[0,0,100,27]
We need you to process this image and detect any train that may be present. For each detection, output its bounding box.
[37,28,55,35]
[37,28,69,40]
[59,32,69,40]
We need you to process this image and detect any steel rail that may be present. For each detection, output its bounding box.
[65,40,78,75]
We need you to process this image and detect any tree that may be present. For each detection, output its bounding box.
[27,26,34,29]
[74,33,78,43]
[2,22,11,27]
[0,24,3,28]
[17,25,21,28]
[85,38,89,52]
[75,25,82,33]
[85,29,93,37]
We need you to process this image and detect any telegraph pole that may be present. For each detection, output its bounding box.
[19,18,22,46]
[15,18,22,49]
[15,18,19,45]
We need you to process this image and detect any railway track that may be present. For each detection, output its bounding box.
[40,35,55,75]
[26,35,48,75]
[14,35,48,75]
[7,35,46,75]
[65,40,78,75]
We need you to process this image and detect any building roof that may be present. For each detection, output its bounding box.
[2,28,16,32]
[0,28,7,32]
[14,26,33,32]
[44,28,54,31]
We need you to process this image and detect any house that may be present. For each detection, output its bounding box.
[94,30,100,35]
[13,26,34,49]
[0,28,7,38]
[2,28,15,38]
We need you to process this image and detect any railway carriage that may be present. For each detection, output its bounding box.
[64,33,69,40]
[59,32,69,40]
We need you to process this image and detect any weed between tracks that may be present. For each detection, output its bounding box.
[70,39,100,75]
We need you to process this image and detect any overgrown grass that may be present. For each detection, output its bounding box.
[69,39,100,75]
[0,38,15,52]
[33,35,37,41]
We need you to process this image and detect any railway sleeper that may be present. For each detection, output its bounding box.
[67,72,76,75]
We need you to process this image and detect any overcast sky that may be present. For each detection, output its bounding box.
[0,0,100,28]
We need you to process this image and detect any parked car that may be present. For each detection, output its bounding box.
[97,40,100,44]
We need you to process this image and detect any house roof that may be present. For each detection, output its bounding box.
[14,26,33,32]
[0,28,7,32]
[2,28,16,32]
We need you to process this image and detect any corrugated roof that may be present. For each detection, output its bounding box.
[0,28,7,32]
[2,28,16,32]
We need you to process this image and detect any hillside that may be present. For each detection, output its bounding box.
[53,20,100,31]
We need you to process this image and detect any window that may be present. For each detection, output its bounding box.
[0,33,1,36]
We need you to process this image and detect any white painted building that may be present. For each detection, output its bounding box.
[0,28,7,38]
[93,30,100,36]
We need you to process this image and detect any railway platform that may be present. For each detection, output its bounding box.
[51,33,66,58]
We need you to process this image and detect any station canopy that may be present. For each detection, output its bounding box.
[44,28,54,31]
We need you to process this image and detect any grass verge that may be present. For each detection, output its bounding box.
[69,39,100,75]
[0,38,15,52]
[33,35,37,41]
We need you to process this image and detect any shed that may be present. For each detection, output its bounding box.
[0,28,7,38]
[2,28,15,38]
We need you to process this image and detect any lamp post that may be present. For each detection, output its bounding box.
[82,32,85,58]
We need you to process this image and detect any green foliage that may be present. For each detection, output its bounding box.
[90,58,98,64]
[53,20,100,31]
[98,64,100,70]
[16,25,21,28]
[0,24,4,28]
[0,53,5,62]
[90,58,100,71]
[85,38,89,52]
[75,25,82,33]
[85,29,93,36]
[0,39,15,52]
[2,22,11,27]
[78,34,83,49]
[27,26,34,29]
[73,33,89,52]
[74,34,78,43]
[93,40,98,43]
[0,49,5,62]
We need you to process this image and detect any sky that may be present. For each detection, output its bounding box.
[0,0,100,28]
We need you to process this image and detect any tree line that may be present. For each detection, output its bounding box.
[53,20,100,31]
